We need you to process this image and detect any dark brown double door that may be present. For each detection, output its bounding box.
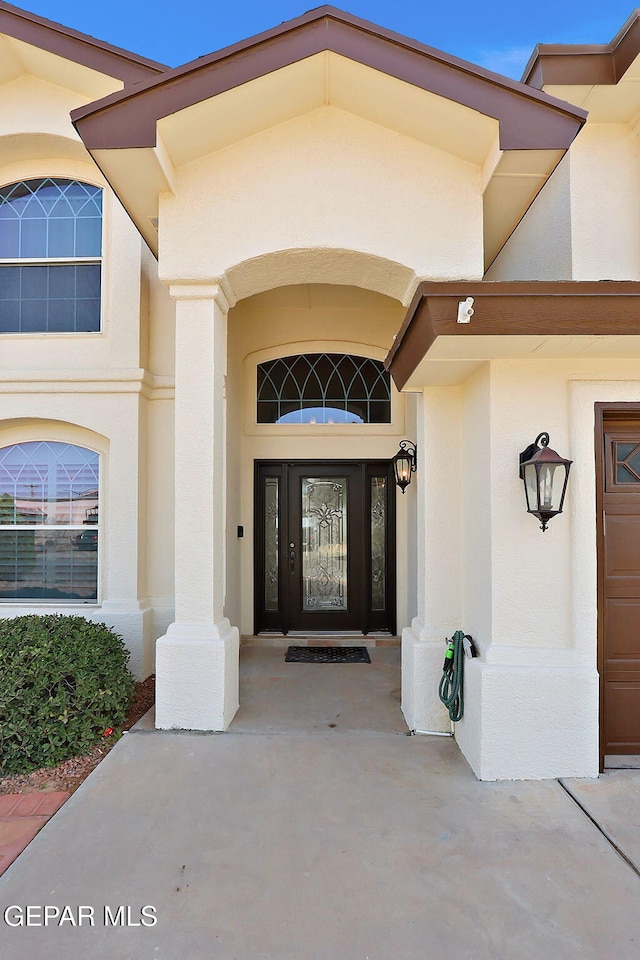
[255,461,395,634]
[598,407,640,760]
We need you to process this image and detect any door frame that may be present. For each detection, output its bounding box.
[253,459,396,635]
[595,402,640,770]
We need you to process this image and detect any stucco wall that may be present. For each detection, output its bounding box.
[0,78,148,377]
[487,361,572,651]
[400,383,462,735]
[485,155,572,280]
[461,365,492,648]
[477,358,640,656]
[0,76,176,676]
[159,106,484,300]
[450,358,640,777]
[0,75,86,157]
[486,124,640,282]
[569,124,640,280]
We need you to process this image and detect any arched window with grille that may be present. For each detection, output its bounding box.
[0,178,102,333]
[257,353,391,424]
[0,441,99,601]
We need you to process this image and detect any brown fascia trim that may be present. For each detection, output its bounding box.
[71,4,586,152]
[386,281,640,390]
[522,9,640,88]
[0,0,167,83]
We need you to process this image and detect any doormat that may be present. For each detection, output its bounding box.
[285,646,371,663]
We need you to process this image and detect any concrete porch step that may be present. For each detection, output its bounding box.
[241,635,400,648]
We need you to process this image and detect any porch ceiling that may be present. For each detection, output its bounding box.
[71,6,586,267]
[386,281,640,389]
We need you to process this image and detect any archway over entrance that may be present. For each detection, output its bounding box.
[223,247,419,307]
[157,253,420,734]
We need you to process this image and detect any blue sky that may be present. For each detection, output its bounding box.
[21,1,639,79]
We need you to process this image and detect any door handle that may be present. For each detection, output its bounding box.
[289,542,296,575]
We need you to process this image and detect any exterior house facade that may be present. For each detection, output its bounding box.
[1,1,639,779]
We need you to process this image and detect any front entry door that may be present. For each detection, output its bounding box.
[255,461,395,634]
[598,409,640,760]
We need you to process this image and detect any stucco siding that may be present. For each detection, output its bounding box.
[487,124,640,283]
[0,75,86,154]
[461,364,492,648]
[569,124,640,280]
[451,358,640,777]
[485,155,572,280]
[0,74,175,676]
[159,106,484,298]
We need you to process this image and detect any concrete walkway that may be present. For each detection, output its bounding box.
[1,646,639,959]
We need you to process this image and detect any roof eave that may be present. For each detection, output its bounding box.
[71,5,586,151]
[522,9,640,88]
[386,281,640,390]
[0,0,167,83]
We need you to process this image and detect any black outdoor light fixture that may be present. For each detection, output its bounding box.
[519,432,572,532]
[393,440,417,493]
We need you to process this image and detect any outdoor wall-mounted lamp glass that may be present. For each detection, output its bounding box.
[393,440,417,493]
[518,432,572,531]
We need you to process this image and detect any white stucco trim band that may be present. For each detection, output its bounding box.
[167,279,237,311]
[0,370,174,398]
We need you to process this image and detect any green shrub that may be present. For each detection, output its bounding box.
[0,614,135,774]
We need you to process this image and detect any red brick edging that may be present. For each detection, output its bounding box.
[0,792,69,876]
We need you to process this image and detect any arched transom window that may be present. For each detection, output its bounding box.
[0,178,102,333]
[0,441,99,601]
[257,353,391,424]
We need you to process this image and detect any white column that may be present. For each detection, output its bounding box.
[401,387,461,734]
[155,283,239,731]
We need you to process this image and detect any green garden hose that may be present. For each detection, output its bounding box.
[438,630,470,722]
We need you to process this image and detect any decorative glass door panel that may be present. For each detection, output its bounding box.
[370,476,386,612]
[263,477,279,612]
[255,461,395,634]
[301,477,348,612]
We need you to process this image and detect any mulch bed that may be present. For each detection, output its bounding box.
[0,675,155,797]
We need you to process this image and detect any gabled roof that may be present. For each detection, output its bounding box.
[523,9,640,88]
[522,10,640,125]
[72,5,584,150]
[0,0,167,83]
[69,6,587,265]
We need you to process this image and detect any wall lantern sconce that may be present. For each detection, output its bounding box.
[393,440,417,493]
[519,432,572,532]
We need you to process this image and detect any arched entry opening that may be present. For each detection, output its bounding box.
[156,249,421,732]
[223,279,413,652]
